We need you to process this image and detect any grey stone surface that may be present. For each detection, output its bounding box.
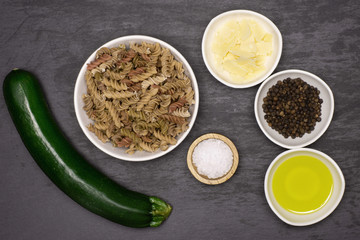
[1,0,359,239]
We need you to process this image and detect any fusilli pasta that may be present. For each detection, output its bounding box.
[82,42,195,154]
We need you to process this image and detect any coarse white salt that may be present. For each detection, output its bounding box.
[192,138,233,179]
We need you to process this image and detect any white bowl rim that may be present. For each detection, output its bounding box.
[201,9,283,88]
[254,69,335,149]
[74,35,199,161]
[264,148,345,226]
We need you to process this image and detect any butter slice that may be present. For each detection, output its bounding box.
[211,19,273,83]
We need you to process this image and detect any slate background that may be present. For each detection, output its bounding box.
[1,0,359,239]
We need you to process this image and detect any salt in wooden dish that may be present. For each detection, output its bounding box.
[187,133,239,185]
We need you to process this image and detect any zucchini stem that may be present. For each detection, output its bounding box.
[149,196,172,227]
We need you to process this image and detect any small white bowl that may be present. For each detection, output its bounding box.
[254,69,334,149]
[264,148,345,226]
[74,35,199,161]
[202,10,282,88]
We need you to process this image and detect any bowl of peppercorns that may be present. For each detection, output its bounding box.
[254,69,334,149]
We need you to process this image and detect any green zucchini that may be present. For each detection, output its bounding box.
[3,69,171,228]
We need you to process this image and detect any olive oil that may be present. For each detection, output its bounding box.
[272,155,333,214]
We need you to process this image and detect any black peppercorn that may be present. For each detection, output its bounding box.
[262,77,322,139]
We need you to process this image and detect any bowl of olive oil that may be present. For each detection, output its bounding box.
[264,148,345,226]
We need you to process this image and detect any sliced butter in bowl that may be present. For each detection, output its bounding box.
[202,10,282,88]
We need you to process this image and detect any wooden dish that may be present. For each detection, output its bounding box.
[187,133,239,185]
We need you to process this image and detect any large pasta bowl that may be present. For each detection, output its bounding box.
[74,35,199,161]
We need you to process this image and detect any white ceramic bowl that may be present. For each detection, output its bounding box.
[74,35,199,161]
[202,10,282,88]
[254,69,334,149]
[264,148,345,226]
